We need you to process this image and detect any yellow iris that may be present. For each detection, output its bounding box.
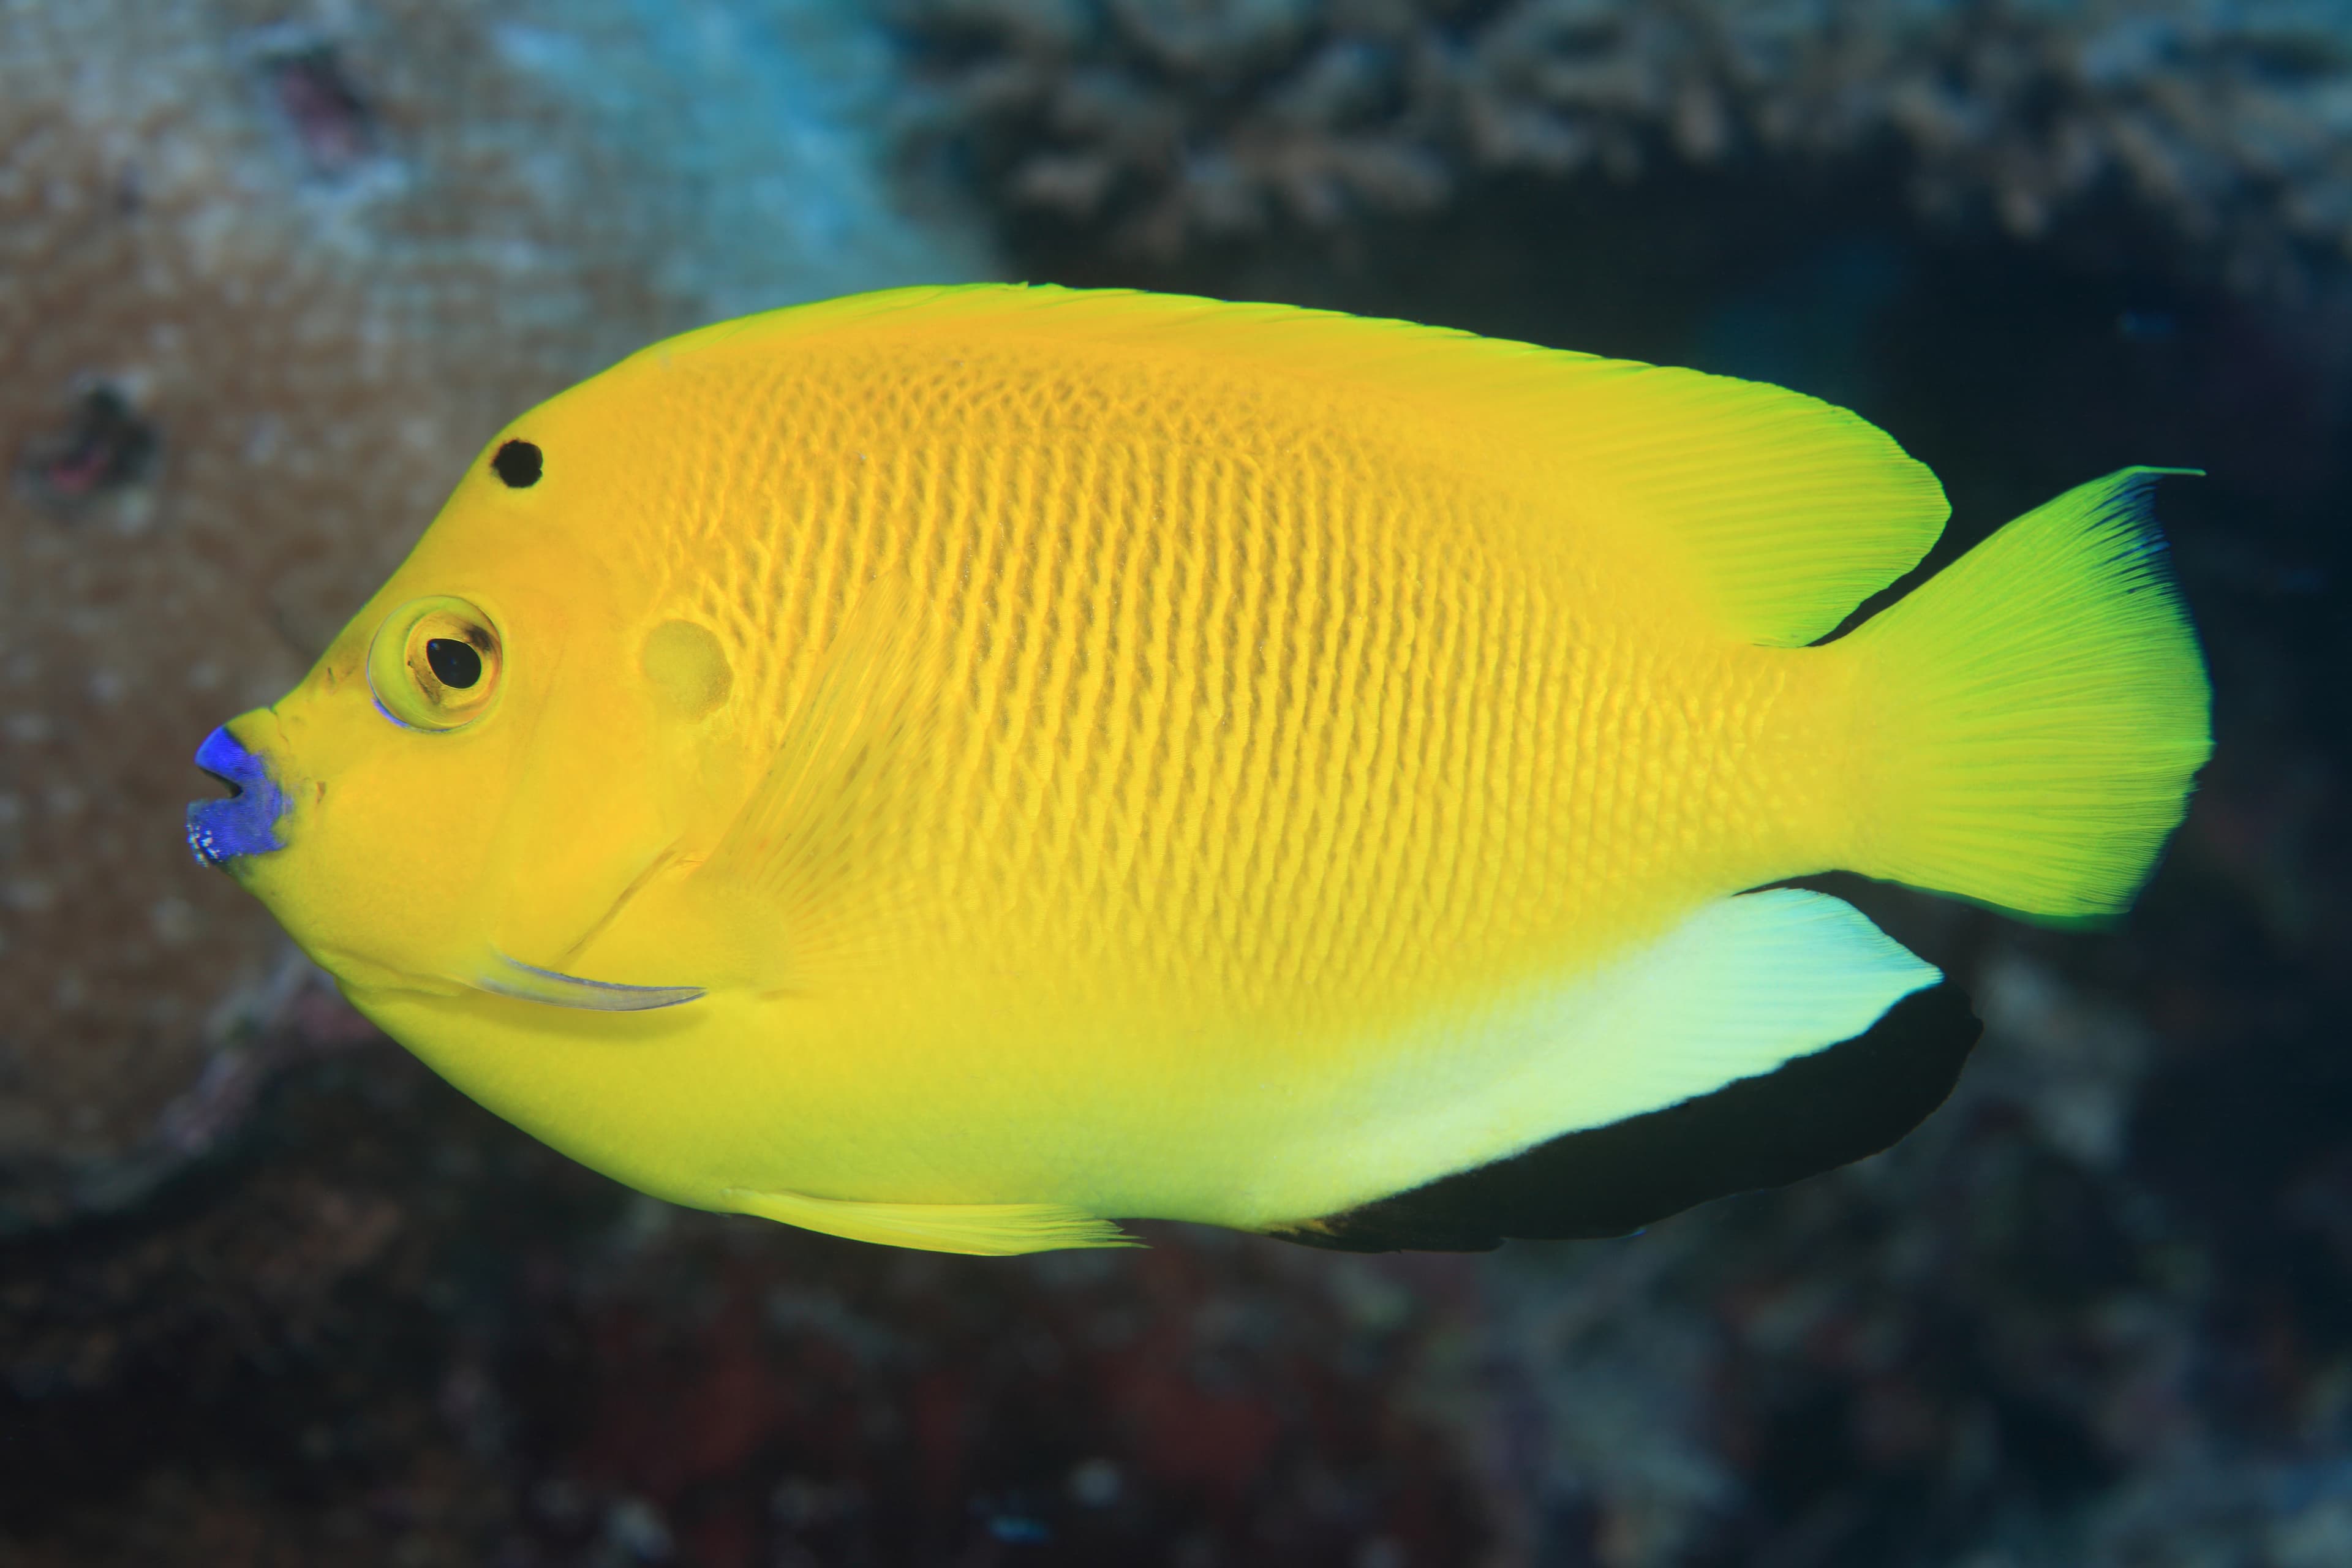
[366,595,502,732]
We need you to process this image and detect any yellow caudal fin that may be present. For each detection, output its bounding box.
[1841,468,2212,921]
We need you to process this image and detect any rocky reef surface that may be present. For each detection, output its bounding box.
[6,2,2352,1566]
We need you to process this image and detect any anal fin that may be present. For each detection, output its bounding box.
[1252,888,1954,1250]
[1273,979,1978,1253]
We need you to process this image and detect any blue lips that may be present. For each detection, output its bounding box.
[186,725,291,867]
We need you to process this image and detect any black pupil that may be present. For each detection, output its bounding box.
[426,638,483,690]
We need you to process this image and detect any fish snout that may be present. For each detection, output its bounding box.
[186,723,293,868]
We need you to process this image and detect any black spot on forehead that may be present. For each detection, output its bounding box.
[491,439,543,488]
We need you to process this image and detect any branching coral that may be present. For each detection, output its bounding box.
[0,0,988,1223]
[902,0,2352,289]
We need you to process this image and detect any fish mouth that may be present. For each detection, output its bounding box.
[186,724,292,867]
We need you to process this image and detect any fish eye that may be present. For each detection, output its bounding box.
[367,596,503,732]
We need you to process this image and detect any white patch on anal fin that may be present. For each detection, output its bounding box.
[1251,888,1942,1228]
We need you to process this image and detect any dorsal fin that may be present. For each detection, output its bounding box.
[644,284,1950,646]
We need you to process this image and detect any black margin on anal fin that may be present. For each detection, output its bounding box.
[1268,979,1981,1254]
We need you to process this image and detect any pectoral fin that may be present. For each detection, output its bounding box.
[688,568,947,979]
[720,1186,1134,1254]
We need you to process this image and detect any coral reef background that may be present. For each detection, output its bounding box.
[0,0,986,1223]
[6,2,2352,1566]
[902,0,2352,293]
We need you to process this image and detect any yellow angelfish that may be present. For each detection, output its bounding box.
[187,285,2211,1254]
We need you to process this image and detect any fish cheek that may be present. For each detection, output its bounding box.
[258,692,515,986]
[642,619,733,720]
[472,680,682,969]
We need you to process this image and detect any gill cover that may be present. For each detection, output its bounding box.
[341,567,710,1009]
